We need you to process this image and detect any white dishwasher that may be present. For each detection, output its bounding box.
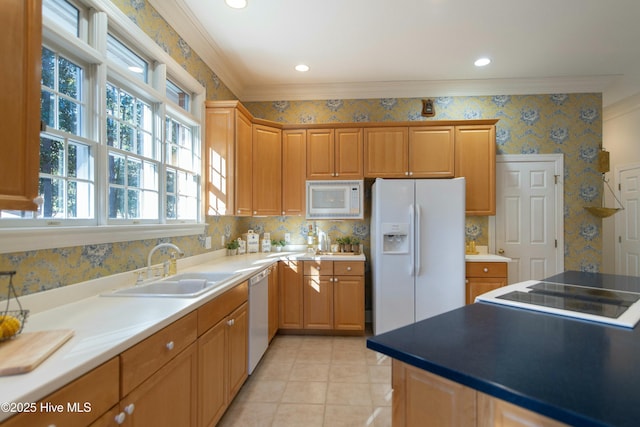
[248,267,270,374]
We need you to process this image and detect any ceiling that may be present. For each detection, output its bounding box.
[150,0,640,107]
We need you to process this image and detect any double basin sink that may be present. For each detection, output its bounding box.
[103,271,240,298]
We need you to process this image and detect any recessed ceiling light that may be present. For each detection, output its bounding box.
[225,0,247,9]
[295,64,310,72]
[474,57,491,67]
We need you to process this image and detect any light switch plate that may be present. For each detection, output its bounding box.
[205,236,212,249]
[285,233,291,243]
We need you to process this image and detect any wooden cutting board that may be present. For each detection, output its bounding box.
[0,329,74,376]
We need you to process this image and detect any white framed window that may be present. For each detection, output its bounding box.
[0,0,206,253]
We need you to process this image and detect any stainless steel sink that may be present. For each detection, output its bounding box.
[103,272,240,298]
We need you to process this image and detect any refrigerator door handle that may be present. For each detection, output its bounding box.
[415,204,421,276]
[409,204,415,276]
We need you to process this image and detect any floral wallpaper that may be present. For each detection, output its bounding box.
[0,0,602,299]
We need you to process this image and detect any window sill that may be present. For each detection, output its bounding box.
[0,223,206,254]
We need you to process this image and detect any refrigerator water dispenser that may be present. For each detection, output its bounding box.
[381,223,409,254]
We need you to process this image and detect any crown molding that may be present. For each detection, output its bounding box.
[148,0,243,99]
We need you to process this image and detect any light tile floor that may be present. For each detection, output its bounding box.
[218,333,392,427]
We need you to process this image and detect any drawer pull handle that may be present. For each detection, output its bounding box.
[334,278,339,282]
[483,268,489,273]
[166,341,175,351]
[228,319,235,326]
[125,403,135,415]
[115,412,126,424]
[346,266,352,271]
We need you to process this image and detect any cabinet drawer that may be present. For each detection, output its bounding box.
[1,358,119,427]
[465,262,507,278]
[333,261,364,276]
[120,311,197,396]
[198,281,248,335]
[304,260,334,276]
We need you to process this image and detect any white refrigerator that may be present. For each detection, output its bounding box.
[372,178,466,335]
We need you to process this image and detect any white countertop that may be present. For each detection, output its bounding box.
[465,253,511,262]
[0,249,365,421]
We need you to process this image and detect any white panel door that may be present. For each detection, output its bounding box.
[617,166,640,276]
[495,155,563,284]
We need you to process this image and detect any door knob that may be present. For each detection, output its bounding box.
[498,249,505,254]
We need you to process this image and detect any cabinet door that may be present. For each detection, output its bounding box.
[0,0,41,211]
[198,319,227,427]
[120,343,198,427]
[282,129,306,216]
[303,276,333,329]
[392,360,476,427]
[227,302,248,400]
[335,128,364,179]
[252,125,282,215]
[234,110,253,216]
[477,392,569,427]
[455,125,496,215]
[306,129,335,179]
[466,277,507,305]
[364,128,408,177]
[268,263,280,341]
[279,260,304,329]
[205,106,235,216]
[409,127,454,178]
[333,275,364,331]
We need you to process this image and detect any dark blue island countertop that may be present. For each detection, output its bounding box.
[366,271,640,427]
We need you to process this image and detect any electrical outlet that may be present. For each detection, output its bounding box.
[221,235,225,246]
[205,236,212,249]
[284,233,291,243]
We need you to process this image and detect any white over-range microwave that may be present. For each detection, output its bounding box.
[306,180,364,219]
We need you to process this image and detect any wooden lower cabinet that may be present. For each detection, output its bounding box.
[197,282,249,427]
[296,260,365,333]
[119,342,198,426]
[279,259,304,329]
[465,262,508,304]
[0,358,119,427]
[393,360,567,427]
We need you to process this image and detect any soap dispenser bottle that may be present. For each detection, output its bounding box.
[169,252,178,276]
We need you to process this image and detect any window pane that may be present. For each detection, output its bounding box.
[142,191,158,219]
[127,189,140,218]
[106,34,148,83]
[58,56,82,99]
[59,98,81,134]
[144,162,158,190]
[42,47,55,89]
[69,180,93,218]
[68,141,92,180]
[40,137,65,176]
[41,90,55,128]
[166,169,176,194]
[109,154,125,185]
[108,187,125,219]
[43,0,80,37]
[127,158,141,187]
[39,177,65,218]
[106,84,117,116]
[166,194,176,219]
[166,79,190,112]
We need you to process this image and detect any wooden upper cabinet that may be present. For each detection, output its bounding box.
[235,110,254,216]
[409,126,455,178]
[455,125,496,215]
[0,0,41,211]
[282,129,306,216]
[334,128,363,179]
[306,129,334,179]
[252,124,282,216]
[306,128,363,179]
[364,128,409,177]
[205,107,235,215]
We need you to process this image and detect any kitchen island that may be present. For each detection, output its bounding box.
[367,271,640,427]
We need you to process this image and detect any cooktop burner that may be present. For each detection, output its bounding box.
[476,280,640,328]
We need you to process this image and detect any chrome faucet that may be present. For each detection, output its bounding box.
[147,243,184,279]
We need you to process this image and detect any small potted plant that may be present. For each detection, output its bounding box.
[340,236,352,253]
[226,239,239,256]
[271,239,286,252]
[351,237,361,254]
